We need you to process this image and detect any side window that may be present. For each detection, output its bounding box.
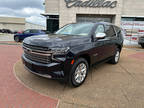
[114,26,121,36]
[57,25,73,35]
[105,25,116,37]
[24,30,30,34]
[95,25,105,34]
[30,30,39,33]
[114,26,120,33]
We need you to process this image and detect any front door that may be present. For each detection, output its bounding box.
[92,24,116,64]
[92,24,108,63]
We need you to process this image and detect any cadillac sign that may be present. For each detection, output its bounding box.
[65,0,117,8]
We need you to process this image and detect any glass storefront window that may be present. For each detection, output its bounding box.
[122,17,144,21]
[121,17,135,21]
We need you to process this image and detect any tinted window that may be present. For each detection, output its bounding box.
[24,30,30,34]
[30,30,39,33]
[114,26,123,37]
[95,25,105,34]
[55,23,94,36]
[105,25,116,37]
[114,26,121,34]
[122,17,144,21]
[114,26,120,32]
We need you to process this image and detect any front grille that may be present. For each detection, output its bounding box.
[24,51,52,64]
[23,43,49,51]
[23,43,52,64]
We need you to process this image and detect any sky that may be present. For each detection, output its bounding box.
[0,0,46,26]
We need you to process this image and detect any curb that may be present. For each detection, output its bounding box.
[0,42,22,46]
[13,60,59,107]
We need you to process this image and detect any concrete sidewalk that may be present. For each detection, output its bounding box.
[0,34,14,41]
[14,48,144,108]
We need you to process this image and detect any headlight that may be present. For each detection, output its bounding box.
[51,47,70,55]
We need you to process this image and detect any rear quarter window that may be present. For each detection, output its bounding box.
[105,25,116,37]
[30,30,39,33]
[113,26,123,37]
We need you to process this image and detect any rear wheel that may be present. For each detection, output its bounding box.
[69,58,89,87]
[14,36,20,42]
[109,48,120,64]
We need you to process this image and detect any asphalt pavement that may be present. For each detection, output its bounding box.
[14,48,144,108]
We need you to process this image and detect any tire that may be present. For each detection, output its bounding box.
[109,48,120,64]
[141,44,144,48]
[68,58,89,87]
[14,36,20,42]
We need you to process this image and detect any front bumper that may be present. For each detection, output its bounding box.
[22,54,66,79]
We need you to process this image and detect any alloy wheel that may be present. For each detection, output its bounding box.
[74,63,87,84]
[115,51,120,63]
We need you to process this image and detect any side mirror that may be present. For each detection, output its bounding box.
[95,33,106,39]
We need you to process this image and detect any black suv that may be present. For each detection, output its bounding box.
[138,36,144,48]
[22,22,124,87]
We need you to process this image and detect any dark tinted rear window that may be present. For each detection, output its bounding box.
[114,26,122,37]
[105,25,116,37]
[30,30,39,33]
[114,26,121,33]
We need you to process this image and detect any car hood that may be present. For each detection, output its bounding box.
[23,34,91,48]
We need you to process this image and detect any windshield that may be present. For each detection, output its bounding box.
[55,23,94,36]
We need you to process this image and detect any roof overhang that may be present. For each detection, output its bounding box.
[41,13,59,17]
[122,15,144,18]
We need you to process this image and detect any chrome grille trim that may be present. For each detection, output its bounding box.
[23,43,52,64]
[23,45,53,54]
[23,46,52,56]
[24,51,51,64]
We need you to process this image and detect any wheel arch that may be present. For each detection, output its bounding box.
[116,44,122,52]
[76,54,91,67]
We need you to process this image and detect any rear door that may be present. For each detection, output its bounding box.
[104,25,117,57]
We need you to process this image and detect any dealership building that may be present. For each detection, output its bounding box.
[0,17,45,32]
[44,0,144,33]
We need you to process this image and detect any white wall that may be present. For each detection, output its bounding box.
[45,0,59,14]
[122,0,144,17]
[25,22,46,30]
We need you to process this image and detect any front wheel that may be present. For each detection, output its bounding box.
[68,58,89,87]
[14,36,20,42]
[109,48,120,64]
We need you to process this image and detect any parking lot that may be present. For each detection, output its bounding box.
[1,0,144,107]
[0,38,144,108]
[14,46,144,108]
